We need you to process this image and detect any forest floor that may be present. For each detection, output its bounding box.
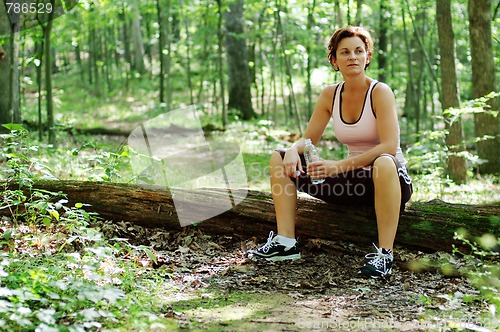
[101,219,498,332]
[10,87,500,330]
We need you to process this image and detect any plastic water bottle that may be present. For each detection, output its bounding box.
[304,138,325,184]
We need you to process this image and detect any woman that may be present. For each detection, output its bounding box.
[247,26,413,279]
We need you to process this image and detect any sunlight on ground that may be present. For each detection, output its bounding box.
[183,303,259,322]
[412,175,500,204]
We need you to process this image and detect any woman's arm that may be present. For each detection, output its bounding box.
[308,83,400,179]
[283,85,336,178]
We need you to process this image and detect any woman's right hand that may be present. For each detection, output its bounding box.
[283,147,304,178]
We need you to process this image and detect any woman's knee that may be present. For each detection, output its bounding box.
[270,151,286,179]
[373,155,397,178]
[270,151,284,167]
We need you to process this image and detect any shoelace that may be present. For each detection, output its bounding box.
[260,231,278,253]
[364,243,393,271]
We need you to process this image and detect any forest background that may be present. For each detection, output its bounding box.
[0,0,499,330]
[0,0,499,187]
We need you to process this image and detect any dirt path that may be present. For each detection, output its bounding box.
[101,221,497,331]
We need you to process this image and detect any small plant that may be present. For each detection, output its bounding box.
[0,124,56,188]
[452,226,500,325]
[70,140,131,182]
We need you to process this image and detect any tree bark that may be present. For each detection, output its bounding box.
[216,0,227,127]
[355,0,363,25]
[224,0,255,120]
[305,0,316,119]
[35,39,44,141]
[3,181,499,254]
[130,1,146,74]
[469,0,499,174]
[0,18,10,132]
[436,0,467,184]
[156,0,166,104]
[0,2,18,132]
[378,0,388,83]
[8,8,20,125]
[44,2,56,146]
[179,0,194,105]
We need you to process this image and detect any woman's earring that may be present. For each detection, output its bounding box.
[334,66,340,72]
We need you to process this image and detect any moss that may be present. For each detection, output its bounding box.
[410,220,434,231]
[417,202,468,217]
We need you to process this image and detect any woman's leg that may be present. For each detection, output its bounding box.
[270,151,298,238]
[372,155,401,251]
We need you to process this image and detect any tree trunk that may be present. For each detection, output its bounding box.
[104,27,113,92]
[164,0,172,112]
[156,0,166,103]
[355,0,363,25]
[44,1,56,146]
[8,11,20,125]
[216,0,227,126]
[270,3,279,123]
[120,5,132,73]
[130,1,146,74]
[179,0,194,105]
[378,0,388,83]
[469,0,499,174]
[87,18,93,85]
[4,181,499,254]
[334,0,343,29]
[89,22,100,94]
[35,40,44,141]
[74,40,84,83]
[401,2,417,133]
[305,0,316,119]
[277,0,303,134]
[224,0,255,120]
[436,0,467,184]
[0,4,11,132]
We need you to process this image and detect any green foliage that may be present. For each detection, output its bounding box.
[453,227,500,311]
[1,125,56,188]
[406,93,500,200]
[1,124,132,185]
[69,141,131,182]
[0,127,171,331]
[444,92,500,123]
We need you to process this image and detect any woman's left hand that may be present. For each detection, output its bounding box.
[306,160,342,179]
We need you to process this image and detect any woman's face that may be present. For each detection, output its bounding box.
[332,36,370,73]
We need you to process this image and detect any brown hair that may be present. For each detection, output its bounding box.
[327,26,374,69]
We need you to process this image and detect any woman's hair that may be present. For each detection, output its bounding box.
[327,26,374,69]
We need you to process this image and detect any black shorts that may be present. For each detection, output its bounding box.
[276,149,413,207]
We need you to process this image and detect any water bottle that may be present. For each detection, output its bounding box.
[304,138,325,184]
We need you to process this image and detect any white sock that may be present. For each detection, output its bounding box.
[275,235,297,247]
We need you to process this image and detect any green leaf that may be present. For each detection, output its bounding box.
[43,217,52,227]
[75,203,83,208]
[49,210,60,221]
[143,247,158,265]
[2,123,24,131]
[3,228,12,241]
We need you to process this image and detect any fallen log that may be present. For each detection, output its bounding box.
[3,180,499,253]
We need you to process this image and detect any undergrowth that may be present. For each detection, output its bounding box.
[0,126,173,331]
[0,118,499,330]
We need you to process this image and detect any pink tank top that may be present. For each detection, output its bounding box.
[331,80,407,167]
